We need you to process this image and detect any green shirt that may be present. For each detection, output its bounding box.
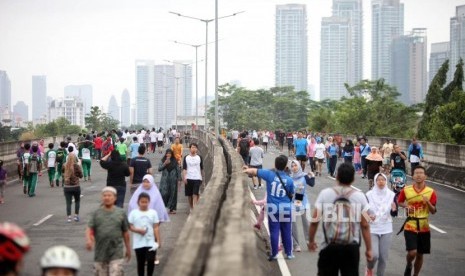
[116,143,127,156]
[88,207,129,262]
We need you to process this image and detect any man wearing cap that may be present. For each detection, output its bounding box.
[86,187,131,276]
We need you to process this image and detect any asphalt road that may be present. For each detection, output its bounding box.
[250,144,465,276]
[0,148,190,276]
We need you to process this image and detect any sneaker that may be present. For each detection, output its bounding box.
[362,175,366,179]
[154,259,160,265]
[286,254,295,259]
[253,185,258,190]
[67,217,72,223]
[294,245,301,252]
[0,198,4,204]
[74,215,80,222]
[365,267,373,276]
[258,185,262,189]
[23,186,27,194]
[268,255,278,262]
[404,264,412,276]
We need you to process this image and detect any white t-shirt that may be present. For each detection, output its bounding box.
[150,131,157,143]
[314,143,326,159]
[128,209,159,250]
[157,132,164,141]
[366,189,395,235]
[314,186,369,245]
[231,130,239,140]
[249,146,264,166]
[262,132,269,143]
[137,133,145,144]
[46,150,56,167]
[81,148,91,160]
[183,154,203,180]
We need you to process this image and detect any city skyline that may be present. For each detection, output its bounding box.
[0,0,464,110]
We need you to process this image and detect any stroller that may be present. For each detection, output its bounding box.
[390,169,407,200]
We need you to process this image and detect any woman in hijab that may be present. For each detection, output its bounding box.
[128,174,170,223]
[289,160,314,252]
[158,149,181,214]
[365,173,397,276]
[365,147,384,189]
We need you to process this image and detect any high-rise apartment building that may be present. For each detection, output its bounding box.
[320,17,352,100]
[372,0,404,83]
[64,85,93,115]
[49,97,85,127]
[154,65,175,129]
[136,60,155,126]
[391,28,427,105]
[275,4,308,92]
[121,89,131,127]
[449,5,465,83]
[13,101,29,124]
[332,0,363,85]
[108,95,119,122]
[32,75,47,121]
[429,42,450,84]
[0,71,11,113]
[174,61,193,117]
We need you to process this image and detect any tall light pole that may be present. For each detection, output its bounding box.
[169,10,244,132]
[215,0,219,136]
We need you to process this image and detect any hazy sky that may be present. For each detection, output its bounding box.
[0,0,463,119]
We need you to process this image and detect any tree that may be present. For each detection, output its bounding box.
[85,106,119,131]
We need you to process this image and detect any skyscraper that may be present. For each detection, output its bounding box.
[320,16,352,100]
[275,4,308,92]
[64,85,93,115]
[136,60,155,126]
[32,75,47,121]
[332,0,363,85]
[121,89,131,127]
[372,0,404,83]
[391,28,427,105]
[108,95,119,122]
[0,71,11,113]
[49,98,85,127]
[174,61,193,117]
[429,42,450,84]
[449,5,465,83]
[13,101,28,124]
[154,64,175,129]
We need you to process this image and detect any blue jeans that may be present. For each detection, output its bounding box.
[268,212,293,257]
[113,186,126,208]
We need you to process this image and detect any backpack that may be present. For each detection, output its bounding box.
[239,138,250,156]
[322,187,358,245]
[56,149,65,163]
[28,153,40,174]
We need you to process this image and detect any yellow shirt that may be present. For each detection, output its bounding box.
[398,185,437,232]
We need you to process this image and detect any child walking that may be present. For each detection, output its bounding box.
[128,192,160,276]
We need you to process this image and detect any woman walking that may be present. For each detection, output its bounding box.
[342,139,355,163]
[365,173,397,276]
[354,141,362,174]
[78,140,94,182]
[62,152,83,222]
[307,137,317,172]
[158,149,181,214]
[314,138,326,176]
[100,150,130,208]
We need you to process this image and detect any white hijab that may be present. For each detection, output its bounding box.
[366,173,395,219]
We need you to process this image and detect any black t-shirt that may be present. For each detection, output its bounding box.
[130,157,152,184]
[390,152,406,171]
[100,160,130,187]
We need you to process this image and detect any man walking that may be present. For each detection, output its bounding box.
[360,138,371,179]
[182,143,204,212]
[308,163,372,275]
[294,131,308,171]
[407,138,424,176]
[397,166,437,276]
[86,186,131,276]
[129,145,153,194]
[381,139,394,173]
[248,138,264,189]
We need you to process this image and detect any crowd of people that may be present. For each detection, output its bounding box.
[238,129,436,276]
[0,127,206,276]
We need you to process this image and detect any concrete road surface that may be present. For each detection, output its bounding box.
[0,149,190,276]
[250,144,465,276]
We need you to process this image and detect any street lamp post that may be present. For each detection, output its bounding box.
[169,10,244,132]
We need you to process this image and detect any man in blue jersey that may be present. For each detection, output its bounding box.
[244,155,295,261]
[293,131,308,171]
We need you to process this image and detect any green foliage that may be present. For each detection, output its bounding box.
[418,58,465,144]
[85,106,119,131]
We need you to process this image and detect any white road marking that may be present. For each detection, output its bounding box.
[249,189,292,276]
[429,223,447,234]
[33,214,53,226]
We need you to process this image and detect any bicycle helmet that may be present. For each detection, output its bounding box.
[0,222,30,262]
[40,245,80,271]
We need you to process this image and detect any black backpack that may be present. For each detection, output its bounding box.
[56,149,65,163]
[239,138,250,156]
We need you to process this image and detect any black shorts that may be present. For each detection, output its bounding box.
[404,231,431,254]
[185,179,202,196]
[296,155,307,162]
[317,158,325,163]
[318,243,359,275]
[157,141,164,147]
